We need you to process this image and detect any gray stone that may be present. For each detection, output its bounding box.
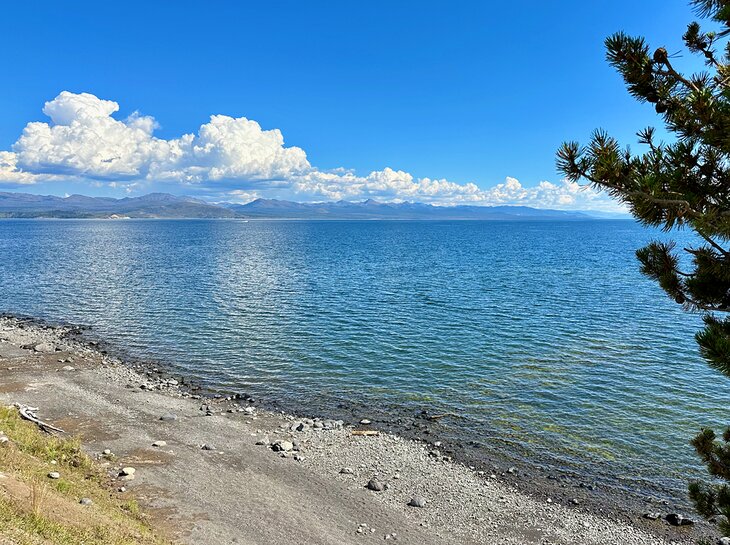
[79,497,93,505]
[643,512,662,520]
[718,538,730,545]
[272,440,294,452]
[47,471,60,479]
[159,413,178,422]
[367,479,386,492]
[152,441,167,447]
[201,443,216,451]
[120,467,136,476]
[34,343,55,353]
[340,467,354,475]
[408,496,427,508]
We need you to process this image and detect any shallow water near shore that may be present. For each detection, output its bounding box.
[1,218,725,508]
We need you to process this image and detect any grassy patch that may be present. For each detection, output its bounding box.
[0,406,173,544]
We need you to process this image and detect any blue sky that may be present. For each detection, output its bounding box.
[0,1,708,210]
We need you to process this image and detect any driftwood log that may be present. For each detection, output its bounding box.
[13,403,65,434]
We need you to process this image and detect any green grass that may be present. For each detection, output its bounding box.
[0,406,174,545]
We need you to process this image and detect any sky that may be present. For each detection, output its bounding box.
[0,1,710,211]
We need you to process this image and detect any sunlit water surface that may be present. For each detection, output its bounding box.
[0,219,724,503]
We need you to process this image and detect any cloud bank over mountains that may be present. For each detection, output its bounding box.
[0,91,621,210]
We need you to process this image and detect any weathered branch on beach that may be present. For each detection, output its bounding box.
[12,403,65,434]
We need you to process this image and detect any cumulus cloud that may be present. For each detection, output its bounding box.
[0,91,622,211]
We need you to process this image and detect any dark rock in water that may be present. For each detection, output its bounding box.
[367,479,386,492]
[665,513,694,526]
[408,496,427,508]
[643,512,662,520]
[159,413,178,422]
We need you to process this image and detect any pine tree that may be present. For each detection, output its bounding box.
[556,0,730,533]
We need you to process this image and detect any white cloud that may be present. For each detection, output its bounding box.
[0,91,623,211]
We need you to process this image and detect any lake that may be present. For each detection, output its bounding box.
[1,218,724,505]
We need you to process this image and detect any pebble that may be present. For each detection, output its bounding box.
[61,365,75,371]
[718,538,730,545]
[79,497,93,505]
[367,479,386,492]
[102,449,111,456]
[152,441,167,447]
[408,496,427,508]
[120,467,136,476]
[47,472,60,479]
[159,413,178,422]
[201,444,216,451]
[340,467,354,475]
[360,419,372,425]
[570,498,580,505]
[642,512,661,520]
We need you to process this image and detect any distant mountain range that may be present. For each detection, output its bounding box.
[0,191,629,220]
[0,192,236,219]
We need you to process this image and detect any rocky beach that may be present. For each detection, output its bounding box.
[0,315,715,545]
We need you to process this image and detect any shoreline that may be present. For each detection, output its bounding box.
[0,314,714,544]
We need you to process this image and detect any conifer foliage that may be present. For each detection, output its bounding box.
[557,0,730,532]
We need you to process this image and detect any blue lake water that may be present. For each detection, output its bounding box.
[0,218,725,504]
